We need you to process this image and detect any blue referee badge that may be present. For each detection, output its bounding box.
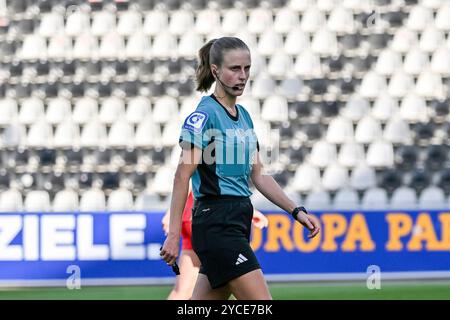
[183,111,209,133]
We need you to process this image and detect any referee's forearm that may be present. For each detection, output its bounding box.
[253,175,297,214]
[167,175,190,239]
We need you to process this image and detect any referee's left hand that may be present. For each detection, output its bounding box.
[296,213,320,239]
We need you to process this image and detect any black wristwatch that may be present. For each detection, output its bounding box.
[291,206,308,220]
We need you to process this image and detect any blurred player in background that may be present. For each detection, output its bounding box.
[162,180,268,300]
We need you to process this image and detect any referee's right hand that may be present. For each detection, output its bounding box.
[160,236,180,266]
[295,213,321,239]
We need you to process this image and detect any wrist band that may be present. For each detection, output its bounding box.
[291,206,308,220]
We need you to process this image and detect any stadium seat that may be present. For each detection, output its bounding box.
[279,75,304,101]
[151,166,176,195]
[383,117,412,144]
[322,164,349,191]
[27,120,53,149]
[380,169,403,193]
[261,95,289,123]
[152,96,178,124]
[108,119,134,148]
[361,187,389,210]
[221,8,247,35]
[267,52,293,79]
[99,31,125,60]
[438,168,450,193]
[295,49,324,79]
[99,96,125,125]
[391,27,418,53]
[250,189,280,211]
[418,186,446,209]
[126,96,151,124]
[301,6,325,33]
[248,7,273,34]
[178,32,203,59]
[195,8,221,35]
[125,31,151,60]
[162,120,182,147]
[291,163,321,192]
[327,6,355,34]
[54,121,80,149]
[274,7,299,34]
[430,45,450,75]
[47,34,72,60]
[325,116,354,144]
[406,5,433,31]
[354,116,382,144]
[53,188,79,212]
[73,96,98,125]
[80,119,108,148]
[390,186,418,210]
[237,96,260,120]
[403,48,429,76]
[375,48,402,76]
[107,187,134,211]
[333,188,360,210]
[305,189,332,210]
[251,73,276,99]
[117,9,142,36]
[91,10,116,37]
[257,29,283,57]
[366,140,394,168]
[359,71,387,99]
[338,142,365,168]
[288,0,313,12]
[395,145,419,171]
[143,9,168,35]
[169,9,194,36]
[46,97,71,125]
[309,140,337,168]
[425,145,448,171]
[284,27,310,55]
[72,37,95,61]
[80,187,106,212]
[400,94,429,122]
[435,2,450,31]
[65,9,90,37]
[350,165,377,191]
[419,26,444,53]
[135,116,162,148]
[38,12,64,37]
[0,187,23,212]
[311,28,338,57]
[415,69,445,98]
[135,190,171,211]
[24,190,51,212]
[152,32,178,59]
[388,71,415,98]
[0,97,18,126]
[18,96,45,125]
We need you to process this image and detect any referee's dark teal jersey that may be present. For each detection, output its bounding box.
[179,94,259,199]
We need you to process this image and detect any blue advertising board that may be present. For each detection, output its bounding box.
[0,210,449,286]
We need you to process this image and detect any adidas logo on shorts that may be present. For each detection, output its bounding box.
[235,253,248,265]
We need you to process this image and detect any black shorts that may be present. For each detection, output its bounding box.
[191,196,261,289]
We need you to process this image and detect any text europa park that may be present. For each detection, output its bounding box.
[249,212,450,252]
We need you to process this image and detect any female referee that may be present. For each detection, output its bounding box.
[160,37,320,300]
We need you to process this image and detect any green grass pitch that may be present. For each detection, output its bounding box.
[1,281,449,300]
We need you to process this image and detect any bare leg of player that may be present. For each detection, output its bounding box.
[168,250,201,300]
[228,269,272,300]
[191,274,232,300]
